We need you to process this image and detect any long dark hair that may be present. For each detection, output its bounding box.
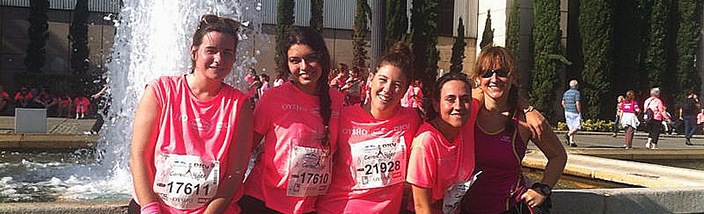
[282,27,332,145]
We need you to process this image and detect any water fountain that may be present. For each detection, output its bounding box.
[0,0,264,206]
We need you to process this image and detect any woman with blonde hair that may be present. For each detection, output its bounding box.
[619,90,640,149]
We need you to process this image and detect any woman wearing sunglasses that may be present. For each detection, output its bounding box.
[129,14,253,214]
[239,26,344,214]
[461,46,567,214]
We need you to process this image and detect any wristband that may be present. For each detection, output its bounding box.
[523,106,535,114]
[140,201,162,214]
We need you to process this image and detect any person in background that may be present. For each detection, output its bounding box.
[273,71,287,87]
[643,87,671,149]
[34,88,57,115]
[698,108,704,135]
[341,67,364,105]
[619,90,640,149]
[680,90,699,145]
[14,87,33,108]
[239,26,344,214]
[561,79,581,147]
[0,84,9,113]
[462,46,567,214]
[259,73,270,97]
[407,72,477,214]
[401,79,424,116]
[329,63,349,90]
[128,14,253,214]
[56,92,73,118]
[73,92,90,119]
[612,95,625,137]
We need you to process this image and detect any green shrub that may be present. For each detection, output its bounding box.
[556,119,615,132]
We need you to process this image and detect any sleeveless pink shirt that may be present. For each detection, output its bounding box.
[147,75,248,214]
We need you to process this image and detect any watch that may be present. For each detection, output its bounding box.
[531,183,552,196]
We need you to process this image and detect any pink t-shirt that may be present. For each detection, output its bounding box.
[619,100,639,113]
[644,97,666,121]
[244,81,344,214]
[406,102,477,213]
[401,86,423,108]
[145,75,248,214]
[316,105,421,214]
[74,97,90,112]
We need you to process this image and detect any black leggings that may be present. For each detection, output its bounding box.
[647,119,662,144]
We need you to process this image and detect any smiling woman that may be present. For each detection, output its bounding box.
[128,14,254,214]
[316,42,422,214]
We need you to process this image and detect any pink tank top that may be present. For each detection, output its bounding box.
[148,75,247,213]
[462,118,527,214]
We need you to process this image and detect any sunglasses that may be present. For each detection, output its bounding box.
[480,69,509,78]
[200,14,240,30]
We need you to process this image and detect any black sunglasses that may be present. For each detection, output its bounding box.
[480,69,509,78]
[200,14,240,30]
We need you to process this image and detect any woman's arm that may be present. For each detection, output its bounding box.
[411,185,433,214]
[520,112,567,207]
[204,100,254,214]
[129,86,162,206]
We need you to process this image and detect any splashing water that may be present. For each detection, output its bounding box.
[0,0,265,202]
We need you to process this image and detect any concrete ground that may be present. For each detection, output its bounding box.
[1,116,703,213]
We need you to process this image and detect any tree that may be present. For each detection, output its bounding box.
[479,10,494,49]
[353,0,371,70]
[385,0,408,48]
[530,0,563,122]
[70,0,90,87]
[673,0,702,104]
[25,0,50,73]
[644,0,670,89]
[310,0,324,34]
[579,0,613,119]
[506,0,520,61]
[449,17,466,73]
[410,0,439,95]
[275,0,295,73]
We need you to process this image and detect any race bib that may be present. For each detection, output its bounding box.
[153,154,219,210]
[351,137,406,190]
[286,146,331,197]
[443,171,482,214]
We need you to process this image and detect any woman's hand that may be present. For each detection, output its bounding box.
[520,189,547,208]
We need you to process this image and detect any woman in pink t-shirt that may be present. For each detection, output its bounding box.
[239,27,344,214]
[316,42,422,214]
[461,46,567,213]
[129,14,253,214]
[406,72,478,214]
[619,90,640,149]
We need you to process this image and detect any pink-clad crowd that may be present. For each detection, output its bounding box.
[128,14,567,214]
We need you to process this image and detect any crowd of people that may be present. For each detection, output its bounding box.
[127,14,566,214]
[0,83,102,119]
[608,87,700,149]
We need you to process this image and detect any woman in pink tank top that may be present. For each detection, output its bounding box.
[461,47,567,214]
[316,42,422,214]
[406,72,478,214]
[239,27,344,214]
[129,14,253,214]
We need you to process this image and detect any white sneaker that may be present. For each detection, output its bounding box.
[645,142,651,149]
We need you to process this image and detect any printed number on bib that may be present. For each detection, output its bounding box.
[153,154,220,210]
[443,171,482,214]
[351,137,406,189]
[287,146,331,197]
